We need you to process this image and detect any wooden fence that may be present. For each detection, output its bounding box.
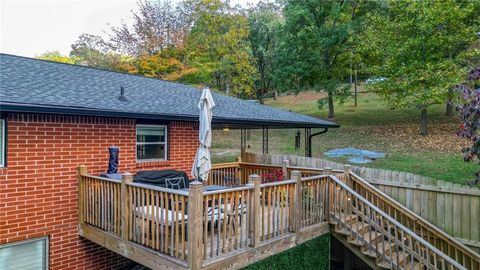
[243,152,480,253]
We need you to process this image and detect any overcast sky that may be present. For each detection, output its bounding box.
[0,0,259,57]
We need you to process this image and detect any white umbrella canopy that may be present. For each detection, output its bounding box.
[191,88,216,182]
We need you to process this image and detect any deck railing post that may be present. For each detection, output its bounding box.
[188,180,203,270]
[292,170,302,232]
[324,167,332,176]
[77,165,87,225]
[282,159,290,180]
[235,161,242,183]
[325,176,331,223]
[344,165,352,186]
[121,172,133,241]
[323,168,333,223]
[249,174,261,247]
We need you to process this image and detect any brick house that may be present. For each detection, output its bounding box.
[0,54,337,269]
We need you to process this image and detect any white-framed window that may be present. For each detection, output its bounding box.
[0,119,4,167]
[0,237,49,270]
[136,125,168,161]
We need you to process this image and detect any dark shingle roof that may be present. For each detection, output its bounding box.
[0,54,338,129]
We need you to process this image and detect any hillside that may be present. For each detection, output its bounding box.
[212,90,476,184]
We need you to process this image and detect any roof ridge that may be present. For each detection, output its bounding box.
[0,53,196,89]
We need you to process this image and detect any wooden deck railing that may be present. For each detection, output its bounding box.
[78,167,190,262]
[210,162,284,186]
[77,166,329,269]
[78,170,122,235]
[77,163,475,269]
[325,174,466,270]
[339,166,480,270]
[209,162,241,186]
[201,184,255,260]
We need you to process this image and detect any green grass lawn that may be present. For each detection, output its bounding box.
[265,90,452,126]
[212,89,479,184]
[212,90,477,185]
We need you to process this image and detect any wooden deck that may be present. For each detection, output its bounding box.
[77,162,479,270]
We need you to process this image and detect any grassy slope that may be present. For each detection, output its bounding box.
[212,90,477,184]
[241,234,330,270]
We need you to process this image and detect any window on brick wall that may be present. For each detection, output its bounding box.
[0,237,48,270]
[136,125,167,161]
[0,119,4,167]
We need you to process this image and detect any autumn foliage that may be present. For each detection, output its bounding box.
[456,67,480,185]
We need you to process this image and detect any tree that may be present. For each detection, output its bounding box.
[366,0,479,135]
[185,0,256,97]
[275,0,365,118]
[70,34,133,72]
[456,67,480,185]
[132,49,190,81]
[247,1,282,103]
[36,51,77,64]
[109,0,193,56]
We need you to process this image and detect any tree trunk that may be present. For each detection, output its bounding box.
[354,64,358,107]
[420,107,428,135]
[349,62,353,89]
[445,102,453,117]
[445,88,454,116]
[328,92,334,118]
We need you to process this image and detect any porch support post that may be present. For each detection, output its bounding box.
[240,128,247,159]
[304,128,312,157]
[292,170,302,232]
[262,126,269,154]
[188,181,204,270]
[121,172,133,241]
[249,174,261,247]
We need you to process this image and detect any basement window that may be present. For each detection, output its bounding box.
[136,125,168,161]
[0,237,49,270]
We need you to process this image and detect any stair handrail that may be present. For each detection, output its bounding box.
[349,171,480,263]
[324,174,467,270]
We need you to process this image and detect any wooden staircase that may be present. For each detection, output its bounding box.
[331,214,423,269]
[323,174,469,270]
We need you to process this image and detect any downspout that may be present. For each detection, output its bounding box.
[307,128,329,157]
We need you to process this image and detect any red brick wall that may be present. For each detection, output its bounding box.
[0,113,199,269]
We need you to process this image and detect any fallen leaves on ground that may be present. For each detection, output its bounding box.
[336,124,469,154]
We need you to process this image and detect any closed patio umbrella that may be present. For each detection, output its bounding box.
[192,88,215,182]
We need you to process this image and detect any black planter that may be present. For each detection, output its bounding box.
[107,146,119,174]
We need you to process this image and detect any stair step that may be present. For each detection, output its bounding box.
[412,262,424,270]
[335,228,350,236]
[389,250,409,266]
[347,237,364,246]
[375,241,395,256]
[362,248,377,258]
[344,214,358,224]
[362,231,382,243]
[376,261,393,269]
[350,222,370,234]
[361,231,383,257]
